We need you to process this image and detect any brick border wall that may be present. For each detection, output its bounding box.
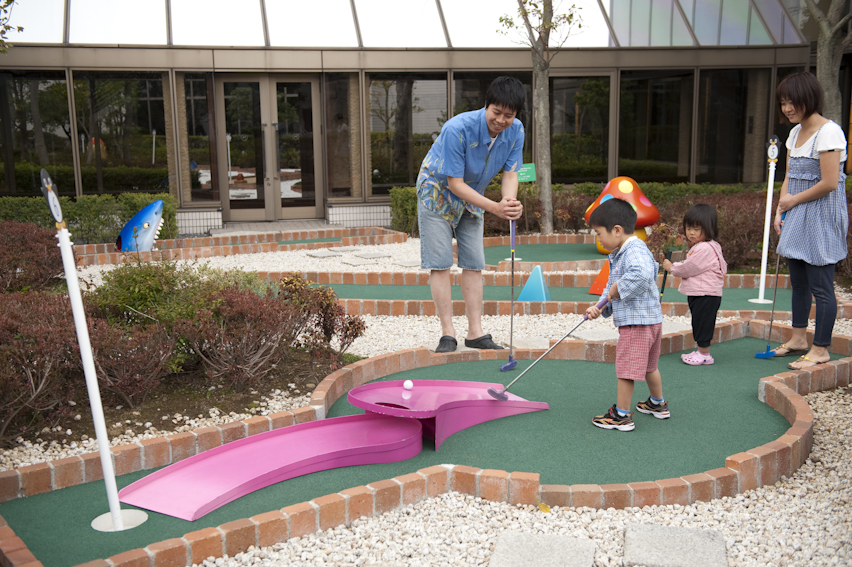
[1,323,850,567]
[74,228,407,267]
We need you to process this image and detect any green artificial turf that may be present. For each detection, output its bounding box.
[277,237,341,245]
[0,337,826,567]
[484,242,601,265]
[324,283,793,311]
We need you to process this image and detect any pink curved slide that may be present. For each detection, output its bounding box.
[119,381,548,521]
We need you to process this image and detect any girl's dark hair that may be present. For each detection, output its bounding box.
[485,76,526,115]
[776,72,824,121]
[683,204,718,241]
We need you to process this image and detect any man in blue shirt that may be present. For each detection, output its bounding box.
[416,77,526,353]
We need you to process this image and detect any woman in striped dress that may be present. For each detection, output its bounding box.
[772,72,848,370]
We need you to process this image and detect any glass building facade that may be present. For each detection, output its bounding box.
[1,0,846,228]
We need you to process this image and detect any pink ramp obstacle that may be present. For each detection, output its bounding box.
[118,413,422,521]
[348,380,549,450]
[119,380,548,521]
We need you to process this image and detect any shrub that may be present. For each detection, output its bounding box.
[0,221,69,293]
[0,293,76,441]
[389,186,419,236]
[87,259,216,327]
[87,320,174,409]
[176,286,308,392]
[0,193,178,244]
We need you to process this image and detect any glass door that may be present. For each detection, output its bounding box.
[270,76,323,219]
[215,74,322,222]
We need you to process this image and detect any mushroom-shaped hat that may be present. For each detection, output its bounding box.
[583,176,660,227]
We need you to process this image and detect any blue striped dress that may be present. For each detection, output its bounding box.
[777,122,848,266]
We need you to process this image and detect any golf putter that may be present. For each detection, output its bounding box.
[659,249,673,300]
[756,212,786,359]
[488,297,609,401]
[500,220,518,372]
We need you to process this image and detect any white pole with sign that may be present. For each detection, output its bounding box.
[749,136,780,304]
[39,170,147,532]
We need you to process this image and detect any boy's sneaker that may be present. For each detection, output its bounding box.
[636,397,670,419]
[682,350,714,365]
[592,405,635,431]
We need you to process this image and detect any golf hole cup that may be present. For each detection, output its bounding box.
[403,380,413,390]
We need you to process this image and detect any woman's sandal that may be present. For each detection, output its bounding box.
[788,355,830,370]
[773,343,808,357]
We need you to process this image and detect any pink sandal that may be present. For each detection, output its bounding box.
[681,350,714,366]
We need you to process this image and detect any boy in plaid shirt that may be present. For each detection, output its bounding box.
[585,198,669,431]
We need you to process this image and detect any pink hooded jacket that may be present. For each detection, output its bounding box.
[670,240,727,297]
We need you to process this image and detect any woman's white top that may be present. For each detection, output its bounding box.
[786,121,847,162]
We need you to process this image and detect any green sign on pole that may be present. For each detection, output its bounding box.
[518,163,536,183]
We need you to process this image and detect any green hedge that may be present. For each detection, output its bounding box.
[571,181,768,205]
[389,186,419,236]
[2,162,171,196]
[0,193,178,245]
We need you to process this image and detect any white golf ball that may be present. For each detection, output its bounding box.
[403,380,413,390]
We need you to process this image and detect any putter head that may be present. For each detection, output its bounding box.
[755,345,776,359]
[500,358,517,372]
[487,386,509,401]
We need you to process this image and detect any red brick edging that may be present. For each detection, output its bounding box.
[1,322,850,567]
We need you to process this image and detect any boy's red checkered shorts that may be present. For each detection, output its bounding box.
[615,323,662,381]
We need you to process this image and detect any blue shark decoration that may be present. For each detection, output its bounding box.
[115,200,164,252]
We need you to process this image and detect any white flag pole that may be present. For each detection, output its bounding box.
[39,170,147,532]
[749,136,780,304]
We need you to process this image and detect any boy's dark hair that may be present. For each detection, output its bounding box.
[588,198,636,234]
[683,203,718,241]
[485,76,526,115]
[776,72,824,121]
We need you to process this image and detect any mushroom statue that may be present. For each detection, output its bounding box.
[584,177,660,295]
[583,176,660,254]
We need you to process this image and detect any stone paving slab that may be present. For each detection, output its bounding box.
[354,251,391,259]
[341,257,376,266]
[306,249,341,258]
[571,320,692,342]
[395,260,422,267]
[623,523,728,567]
[489,531,596,567]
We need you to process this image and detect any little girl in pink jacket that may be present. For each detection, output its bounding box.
[662,204,728,365]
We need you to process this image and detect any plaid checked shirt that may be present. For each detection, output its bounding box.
[599,236,663,327]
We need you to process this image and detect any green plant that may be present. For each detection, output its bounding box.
[0,221,69,292]
[389,186,419,236]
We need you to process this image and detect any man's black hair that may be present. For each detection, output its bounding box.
[485,76,526,115]
[588,198,636,234]
[683,203,718,241]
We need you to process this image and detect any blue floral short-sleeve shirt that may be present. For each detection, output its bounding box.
[416,107,524,227]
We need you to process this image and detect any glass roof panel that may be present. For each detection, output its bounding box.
[70,0,167,44]
[748,6,773,45]
[267,0,358,47]
[355,0,446,48]
[752,0,783,43]
[605,0,690,47]
[688,0,722,45]
[5,0,64,43]
[443,0,520,48]
[782,15,802,44]
[171,0,264,46]
[719,0,748,45]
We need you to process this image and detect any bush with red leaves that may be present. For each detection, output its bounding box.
[0,220,70,293]
[87,320,175,409]
[0,292,76,441]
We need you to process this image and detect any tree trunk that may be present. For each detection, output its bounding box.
[29,80,49,166]
[393,79,413,180]
[532,51,553,235]
[816,31,843,123]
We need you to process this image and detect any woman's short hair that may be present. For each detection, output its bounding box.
[683,204,718,242]
[776,72,824,120]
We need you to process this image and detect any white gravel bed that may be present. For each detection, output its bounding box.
[0,388,311,472]
[196,387,852,567]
